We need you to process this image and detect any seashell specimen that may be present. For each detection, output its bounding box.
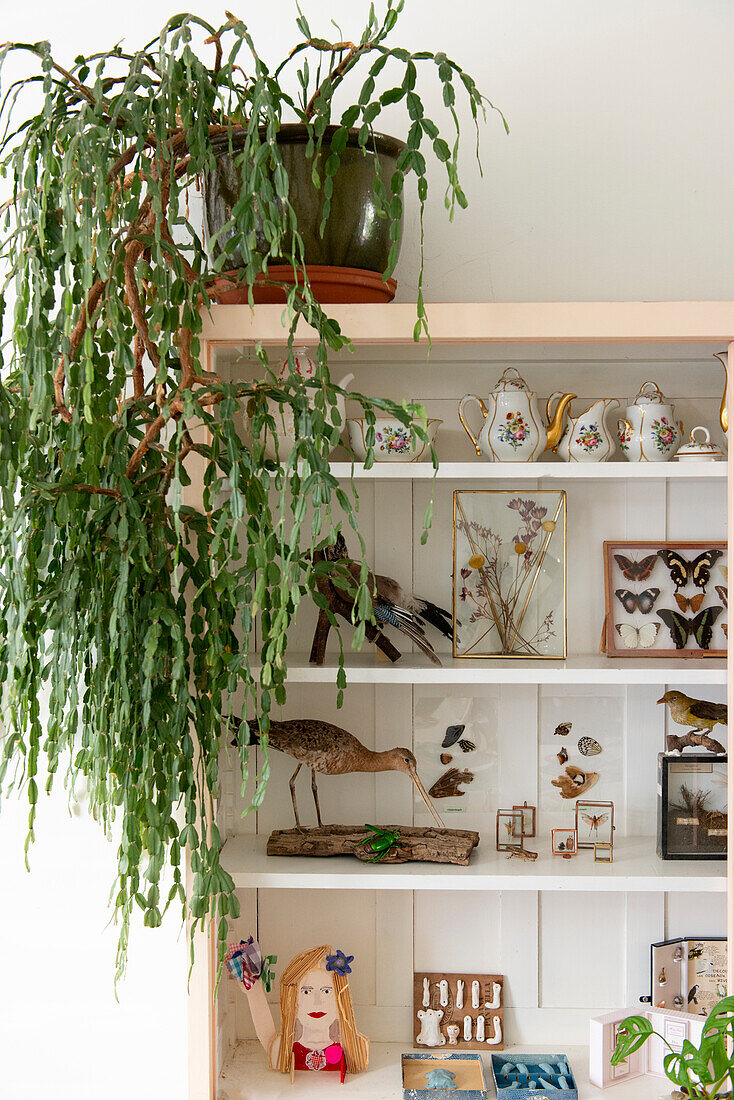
[440,753,453,765]
[442,724,465,748]
[578,736,602,756]
[458,739,476,753]
[555,721,572,736]
[557,746,568,765]
[551,765,599,798]
[429,768,474,798]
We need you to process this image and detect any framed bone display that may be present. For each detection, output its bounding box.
[603,540,727,658]
[414,972,504,1051]
[641,937,727,1017]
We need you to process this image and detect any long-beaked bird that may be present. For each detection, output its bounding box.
[232,716,445,831]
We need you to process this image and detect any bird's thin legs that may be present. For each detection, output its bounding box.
[311,769,323,827]
[289,763,303,831]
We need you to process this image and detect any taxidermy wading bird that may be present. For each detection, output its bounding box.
[231,716,445,831]
[657,690,727,755]
[309,532,453,666]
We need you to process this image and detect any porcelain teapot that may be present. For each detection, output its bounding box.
[249,347,353,460]
[617,380,682,462]
[554,396,620,462]
[459,367,576,462]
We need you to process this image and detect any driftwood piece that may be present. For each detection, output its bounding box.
[667,731,727,755]
[309,605,402,665]
[267,824,480,866]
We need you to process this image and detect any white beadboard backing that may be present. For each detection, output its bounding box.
[213,342,728,1054]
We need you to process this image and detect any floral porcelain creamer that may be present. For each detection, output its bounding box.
[459,367,576,462]
[617,380,682,462]
[249,347,353,461]
[346,416,442,462]
[554,397,620,462]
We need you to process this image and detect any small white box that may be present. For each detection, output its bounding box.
[589,1006,706,1088]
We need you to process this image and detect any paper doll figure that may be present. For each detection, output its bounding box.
[227,940,368,1083]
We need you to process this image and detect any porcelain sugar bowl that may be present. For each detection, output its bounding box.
[675,425,725,462]
[459,367,575,462]
[617,380,682,462]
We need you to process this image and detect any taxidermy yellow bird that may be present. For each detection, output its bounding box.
[657,691,727,735]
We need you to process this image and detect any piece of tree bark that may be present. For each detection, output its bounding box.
[266,824,480,865]
[666,732,726,755]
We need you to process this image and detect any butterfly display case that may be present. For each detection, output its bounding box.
[641,937,727,1016]
[603,540,727,657]
[657,754,727,860]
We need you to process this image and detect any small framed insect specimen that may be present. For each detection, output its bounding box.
[551,828,577,856]
[575,799,614,849]
[603,540,726,658]
[512,801,536,838]
[496,809,523,852]
[594,842,613,863]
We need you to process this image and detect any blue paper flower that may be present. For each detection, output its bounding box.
[325,949,354,975]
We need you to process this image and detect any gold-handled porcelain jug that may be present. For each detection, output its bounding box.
[459,367,576,462]
[617,380,682,462]
[554,397,620,462]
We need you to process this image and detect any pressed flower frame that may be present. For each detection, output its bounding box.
[452,490,567,659]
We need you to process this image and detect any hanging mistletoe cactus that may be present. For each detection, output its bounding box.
[0,3,501,976]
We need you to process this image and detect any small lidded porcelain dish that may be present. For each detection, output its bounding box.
[346,417,441,462]
[675,426,725,462]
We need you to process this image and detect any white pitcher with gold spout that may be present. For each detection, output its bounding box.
[554,397,620,462]
[459,367,575,462]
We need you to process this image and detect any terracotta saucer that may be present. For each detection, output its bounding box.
[211,265,397,305]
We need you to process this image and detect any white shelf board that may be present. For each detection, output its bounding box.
[328,460,727,480]
[218,1041,691,1100]
[221,835,725,893]
[270,651,727,685]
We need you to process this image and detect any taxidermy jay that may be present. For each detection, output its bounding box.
[310,532,453,665]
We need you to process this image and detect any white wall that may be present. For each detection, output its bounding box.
[0,3,732,1098]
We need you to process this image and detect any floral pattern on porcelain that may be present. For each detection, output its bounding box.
[618,423,632,453]
[650,416,677,454]
[376,425,412,454]
[574,423,602,452]
[496,411,529,450]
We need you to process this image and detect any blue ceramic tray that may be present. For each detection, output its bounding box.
[402,1052,487,1099]
[490,1053,578,1099]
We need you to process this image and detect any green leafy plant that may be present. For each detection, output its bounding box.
[611,997,734,1098]
[0,4,499,978]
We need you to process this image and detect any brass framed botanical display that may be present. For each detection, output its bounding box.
[453,490,567,659]
[603,540,727,658]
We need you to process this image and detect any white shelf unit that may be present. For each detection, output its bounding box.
[222,834,725,893]
[188,303,733,1100]
[254,652,727,685]
[328,460,728,480]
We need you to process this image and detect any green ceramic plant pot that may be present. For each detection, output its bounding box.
[204,124,405,289]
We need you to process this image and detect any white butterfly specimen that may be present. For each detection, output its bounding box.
[616,622,660,649]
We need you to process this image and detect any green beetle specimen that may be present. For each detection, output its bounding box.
[357,824,403,862]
